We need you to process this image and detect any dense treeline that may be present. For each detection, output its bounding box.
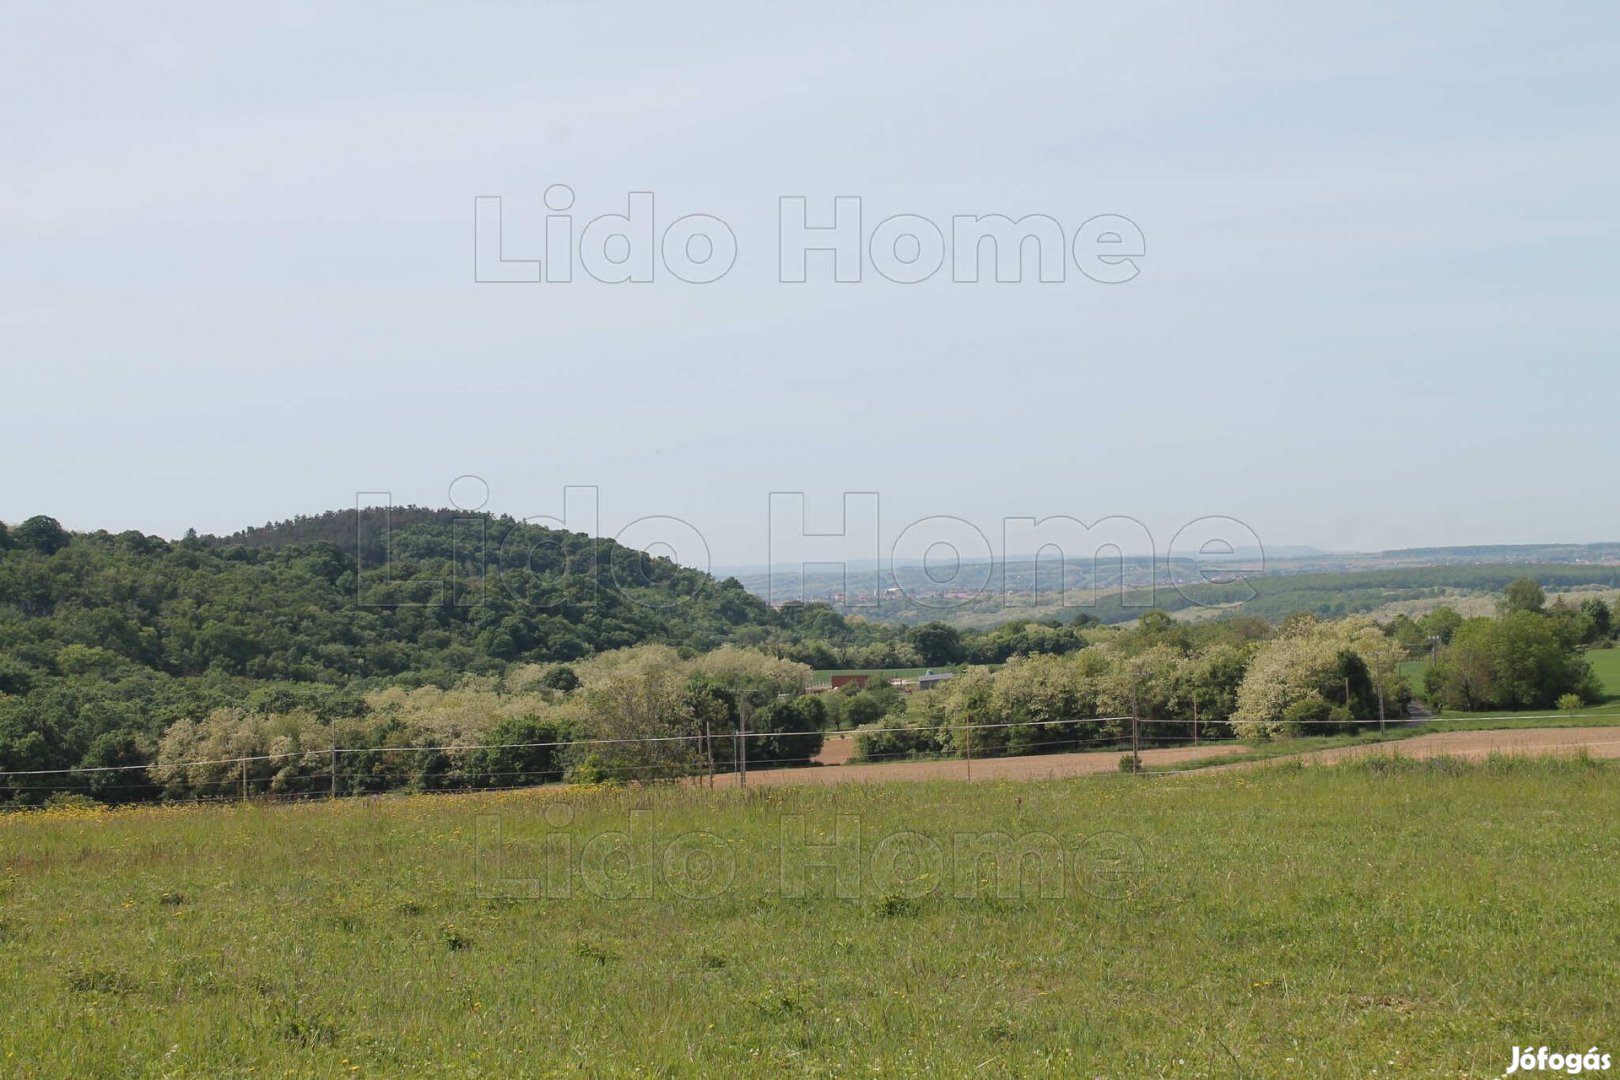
[853,584,1613,764]
[0,512,1092,802]
[1396,581,1612,711]
[146,646,828,800]
[851,609,1400,761]
[0,508,1610,804]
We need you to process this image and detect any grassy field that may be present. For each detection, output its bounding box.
[1585,646,1620,699]
[1397,646,1620,722]
[3,760,1618,1077]
[1397,657,1430,690]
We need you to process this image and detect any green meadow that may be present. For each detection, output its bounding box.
[2,758,1617,1078]
[1400,646,1620,722]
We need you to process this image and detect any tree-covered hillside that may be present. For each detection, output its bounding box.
[0,510,796,796]
[6,509,781,680]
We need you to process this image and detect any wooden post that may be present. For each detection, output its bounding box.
[703,710,714,789]
[1375,654,1386,735]
[1130,669,1142,773]
[964,719,972,782]
[738,696,748,788]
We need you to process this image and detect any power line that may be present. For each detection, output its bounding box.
[5,706,1610,783]
[0,716,1130,780]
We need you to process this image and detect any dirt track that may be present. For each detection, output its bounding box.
[710,736,1250,787]
[705,728,1620,788]
[1201,725,1620,772]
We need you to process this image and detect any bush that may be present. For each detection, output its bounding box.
[1281,697,1357,736]
[746,696,826,768]
[540,666,580,692]
[43,792,101,811]
[1557,693,1584,713]
[462,715,571,789]
[852,716,945,762]
[563,754,613,786]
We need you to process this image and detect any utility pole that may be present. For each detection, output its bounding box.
[964,718,972,782]
[737,695,749,788]
[331,730,339,800]
[1374,654,1386,735]
[702,710,715,789]
[239,758,247,802]
[1192,695,1199,748]
[1129,668,1143,774]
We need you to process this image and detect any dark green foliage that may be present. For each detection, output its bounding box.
[825,683,906,730]
[0,510,819,803]
[907,622,964,666]
[12,516,68,557]
[961,619,1089,663]
[540,666,580,692]
[1420,606,1464,645]
[1499,578,1546,615]
[1281,697,1356,735]
[462,715,570,788]
[747,695,827,768]
[697,689,826,771]
[1581,597,1613,641]
[1425,609,1600,711]
[853,715,948,761]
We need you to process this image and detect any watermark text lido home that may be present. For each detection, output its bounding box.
[473,808,1146,903]
[474,188,1145,285]
[357,481,1264,615]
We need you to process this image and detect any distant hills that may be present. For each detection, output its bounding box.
[727,541,1620,627]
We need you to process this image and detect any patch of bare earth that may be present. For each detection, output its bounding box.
[1202,726,1620,774]
[703,728,1620,789]
[707,738,1250,787]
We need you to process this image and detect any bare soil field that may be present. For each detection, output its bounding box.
[710,736,1251,787]
[1205,725,1620,771]
[708,727,1620,788]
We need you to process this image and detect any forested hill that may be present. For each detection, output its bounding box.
[2,509,784,685]
[206,506,500,562]
[0,510,821,792]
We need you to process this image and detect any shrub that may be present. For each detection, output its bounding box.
[563,755,613,786]
[744,696,826,768]
[462,714,571,789]
[540,666,580,692]
[852,716,944,762]
[43,792,101,811]
[1280,697,1357,736]
[1557,693,1584,712]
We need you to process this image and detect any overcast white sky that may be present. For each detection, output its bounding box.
[2,2,1616,569]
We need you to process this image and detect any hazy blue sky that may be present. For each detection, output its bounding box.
[2,2,1616,569]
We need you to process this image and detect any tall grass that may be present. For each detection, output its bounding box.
[0,762,1616,1077]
